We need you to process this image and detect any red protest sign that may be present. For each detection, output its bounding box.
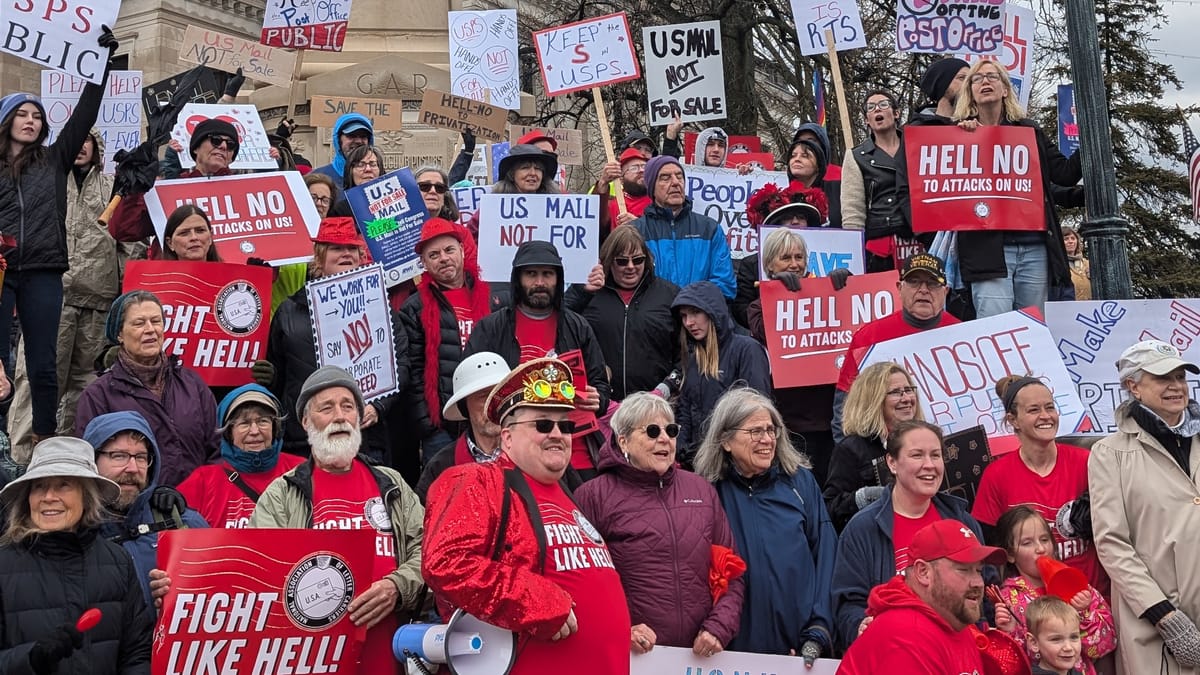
[762,271,899,388]
[123,261,272,387]
[904,125,1046,232]
[684,132,761,161]
[726,152,775,170]
[144,172,321,265]
[154,528,374,675]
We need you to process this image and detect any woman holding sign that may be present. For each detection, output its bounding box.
[328,145,385,218]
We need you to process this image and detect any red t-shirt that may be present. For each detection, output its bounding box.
[512,478,630,675]
[972,444,1108,596]
[615,288,636,306]
[312,462,400,675]
[441,286,478,348]
[515,312,557,363]
[893,505,944,574]
[177,454,306,528]
[837,311,961,392]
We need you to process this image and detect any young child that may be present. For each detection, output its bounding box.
[1026,596,1084,675]
[992,506,1115,675]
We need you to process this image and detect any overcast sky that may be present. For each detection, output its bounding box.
[1155,2,1200,109]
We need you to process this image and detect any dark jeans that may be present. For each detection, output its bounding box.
[0,271,64,436]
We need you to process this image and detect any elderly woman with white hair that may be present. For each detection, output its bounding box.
[575,392,744,658]
[1090,339,1200,673]
[693,387,837,663]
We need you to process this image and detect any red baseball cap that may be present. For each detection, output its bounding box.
[619,147,648,166]
[908,519,1006,568]
[312,217,365,247]
[414,217,463,254]
[516,129,557,150]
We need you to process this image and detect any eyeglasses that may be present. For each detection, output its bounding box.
[614,255,646,267]
[309,194,331,205]
[507,419,577,435]
[418,181,448,194]
[233,417,274,432]
[98,450,153,467]
[734,426,779,442]
[886,386,919,399]
[205,134,237,150]
[641,423,679,439]
[970,72,1003,84]
[865,100,894,112]
[902,278,945,290]
[353,161,380,170]
[623,163,646,174]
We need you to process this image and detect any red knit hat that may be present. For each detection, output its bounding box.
[619,147,648,166]
[414,217,463,254]
[516,129,557,150]
[312,217,365,247]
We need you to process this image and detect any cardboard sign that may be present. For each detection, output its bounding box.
[309,95,403,131]
[452,184,492,227]
[895,0,1005,55]
[684,165,790,259]
[904,125,1046,232]
[941,426,993,511]
[1057,84,1079,158]
[1045,299,1200,434]
[307,264,398,402]
[789,0,868,55]
[642,21,727,125]
[448,10,520,110]
[762,272,898,388]
[418,88,507,143]
[532,12,640,96]
[0,0,119,83]
[510,125,584,166]
[145,172,322,266]
[859,309,1090,436]
[180,25,298,88]
[725,152,775,170]
[631,646,840,674]
[123,261,272,387]
[476,194,599,284]
[957,3,1035,108]
[142,66,224,118]
[170,103,276,171]
[40,69,142,173]
[757,227,866,280]
[154,528,373,675]
[261,0,351,51]
[343,168,430,286]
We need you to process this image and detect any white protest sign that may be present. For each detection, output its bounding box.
[631,646,840,675]
[260,0,351,51]
[758,227,865,279]
[476,194,599,284]
[0,0,119,83]
[860,309,1089,436]
[788,0,868,55]
[171,103,275,171]
[306,264,398,402]
[957,3,1035,109]
[684,165,790,260]
[452,184,492,228]
[40,69,142,173]
[448,10,520,110]
[895,0,1005,55]
[642,21,726,125]
[532,12,640,96]
[1045,299,1200,435]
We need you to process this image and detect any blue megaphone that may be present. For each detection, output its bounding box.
[394,609,516,675]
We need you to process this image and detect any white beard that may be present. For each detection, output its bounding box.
[307,422,362,470]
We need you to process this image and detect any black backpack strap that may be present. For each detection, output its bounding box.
[490,476,513,562]
[223,467,262,503]
[491,468,550,575]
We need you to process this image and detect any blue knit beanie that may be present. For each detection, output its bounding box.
[0,93,46,127]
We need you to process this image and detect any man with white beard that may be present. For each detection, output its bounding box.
[251,366,425,675]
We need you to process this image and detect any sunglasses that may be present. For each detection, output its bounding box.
[614,255,646,267]
[418,181,448,194]
[205,134,237,150]
[642,423,679,439]
[508,419,577,434]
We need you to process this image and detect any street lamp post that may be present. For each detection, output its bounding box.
[1064,0,1133,299]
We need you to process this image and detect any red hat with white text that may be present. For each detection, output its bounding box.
[907,519,1006,568]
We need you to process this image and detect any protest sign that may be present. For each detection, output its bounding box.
[510,125,584,166]
[904,125,1046,232]
[261,0,350,51]
[154,528,373,675]
[631,646,840,674]
[1045,299,1200,434]
[307,264,398,402]
[860,309,1090,435]
[1058,84,1079,158]
[170,103,276,171]
[757,227,865,279]
[123,261,272,387]
[142,66,224,118]
[476,194,599,284]
[180,25,298,88]
[145,172,321,265]
[761,272,898,388]
[957,2,1035,108]
[726,152,775,170]
[452,184,492,227]
[683,132,760,161]
[40,69,142,173]
[310,95,403,131]
[684,165,790,259]
[941,426,993,511]
[0,0,118,83]
[532,12,640,96]
[895,0,1005,55]
[789,0,868,55]
[448,10,520,110]
[418,88,507,143]
[642,21,726,125]
[344,168,430,286]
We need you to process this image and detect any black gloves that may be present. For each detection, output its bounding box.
[224,68,246,98]
[653,369,684,398]
[828,267,852,291]
[245,257,271,267]
[1055,492,1093,540]
[251,360,276,387]
[29,624,83,675]
[275,118,295,139]
[98,25,118,53]
[774,271,802,292]
[151,486,188,516]
[461,128,476,155]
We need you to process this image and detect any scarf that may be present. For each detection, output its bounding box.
[419,270,492,427]
[118,350,169,399]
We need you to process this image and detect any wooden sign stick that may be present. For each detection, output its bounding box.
[591,87,628,216]
[824,29,854,152]
[286,50,306,120]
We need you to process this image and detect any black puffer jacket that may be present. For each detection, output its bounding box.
[0,528,152,674]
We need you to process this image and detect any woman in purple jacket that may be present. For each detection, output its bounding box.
[576,392,744,657]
